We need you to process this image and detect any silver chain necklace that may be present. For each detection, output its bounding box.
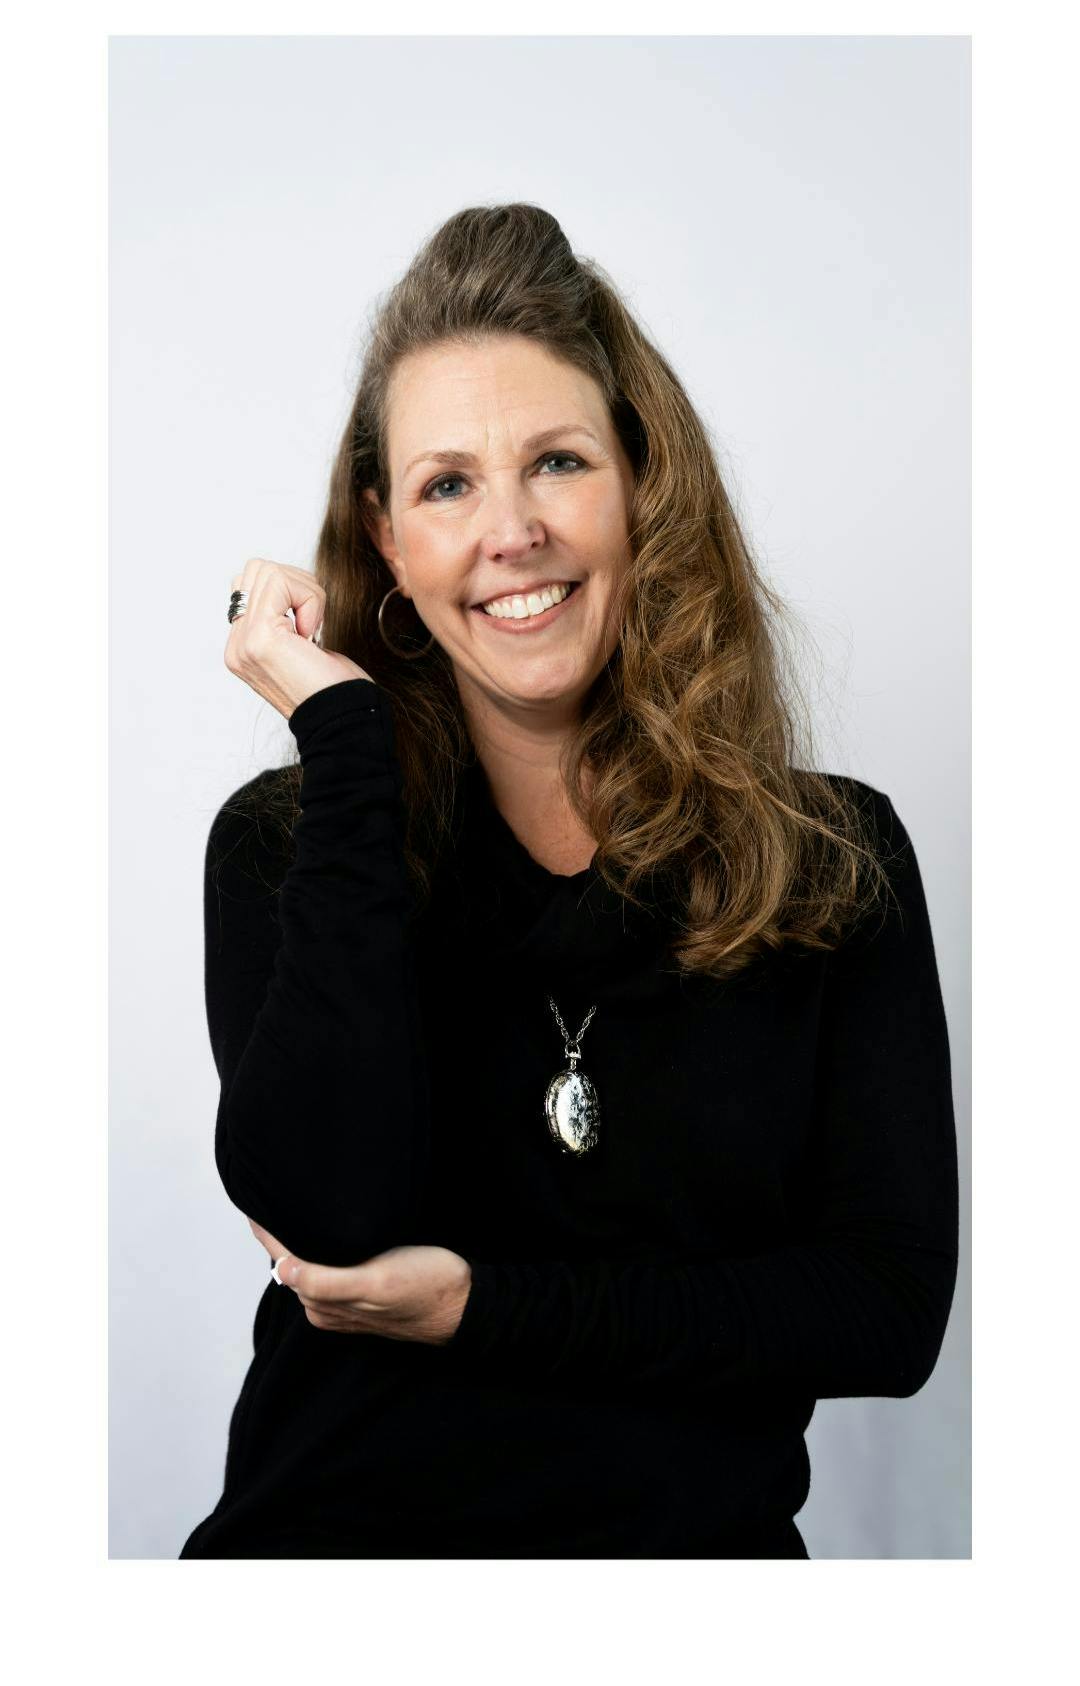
[544,996,601,1155]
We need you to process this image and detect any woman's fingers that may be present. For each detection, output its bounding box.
[230,558,324,642]
[224,556,371,719]
[240,1242,471,1342]
[231,559,326,641]
[247,1215,284,1252]
[246,1216,294,1286]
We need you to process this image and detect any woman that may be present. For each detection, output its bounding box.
[179,203,958,1560]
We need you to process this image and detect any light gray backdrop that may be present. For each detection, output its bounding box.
[109,34,970,1559]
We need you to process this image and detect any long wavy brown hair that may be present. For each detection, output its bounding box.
[226,201,894,979]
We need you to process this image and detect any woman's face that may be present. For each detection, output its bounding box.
[365,334,636,720]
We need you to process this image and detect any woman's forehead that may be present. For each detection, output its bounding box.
[386,338,609,462]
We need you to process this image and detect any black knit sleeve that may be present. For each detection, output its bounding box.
[444,789,960,1401]
[203,677,432,1266]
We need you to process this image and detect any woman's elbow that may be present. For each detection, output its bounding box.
[884,1267,958,1399]
[213,1129,404,1266]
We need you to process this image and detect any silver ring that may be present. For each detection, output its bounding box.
[228,589,249,625]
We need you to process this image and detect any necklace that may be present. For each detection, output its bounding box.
[544,996,601,1155]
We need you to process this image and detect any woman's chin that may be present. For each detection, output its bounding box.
[455,653,590,714]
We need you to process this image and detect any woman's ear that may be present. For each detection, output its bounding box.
[362,488,398,566]
[361,488,414,598]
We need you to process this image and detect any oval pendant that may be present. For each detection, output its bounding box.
[544,1067,601,1156]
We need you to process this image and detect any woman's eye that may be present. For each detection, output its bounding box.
[421,452,585,502]
[424,474,467,502]
[537,451,584,474]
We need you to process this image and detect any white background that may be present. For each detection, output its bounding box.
[108,34,970,1559]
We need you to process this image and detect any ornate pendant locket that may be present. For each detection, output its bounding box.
[544,997,601,1156]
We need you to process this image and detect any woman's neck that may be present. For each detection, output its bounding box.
[459,682,597,872]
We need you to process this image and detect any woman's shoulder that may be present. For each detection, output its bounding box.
[204,763,299,900]
[808,770,929,954]
[813,767,897,813]
[808,769,911,857]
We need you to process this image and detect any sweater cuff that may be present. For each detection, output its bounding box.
[442,1257,506,1362]
[436,1253,742,1387]
[439,1257,582,1380]
[287,678,397,771]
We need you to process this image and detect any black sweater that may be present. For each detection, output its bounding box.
[179,677,959,1560]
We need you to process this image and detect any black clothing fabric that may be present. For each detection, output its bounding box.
[179,677,959,1560]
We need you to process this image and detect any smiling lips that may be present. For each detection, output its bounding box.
[474,581,581,627]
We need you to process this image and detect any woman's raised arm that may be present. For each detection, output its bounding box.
[204,676,433,1265]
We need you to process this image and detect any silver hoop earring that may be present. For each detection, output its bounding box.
[377,585,435,660]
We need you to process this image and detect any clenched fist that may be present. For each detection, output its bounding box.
[226,556,373,720]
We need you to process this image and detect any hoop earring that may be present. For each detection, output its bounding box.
[377,584,435,660]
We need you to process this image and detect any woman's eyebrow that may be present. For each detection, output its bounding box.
[404,425,602,478]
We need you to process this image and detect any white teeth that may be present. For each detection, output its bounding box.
[482,582,572,619]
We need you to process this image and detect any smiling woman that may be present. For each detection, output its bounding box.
[181,203,958,1561]
[360,334,639,755]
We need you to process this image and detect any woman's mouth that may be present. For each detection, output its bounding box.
[470,580,583,633]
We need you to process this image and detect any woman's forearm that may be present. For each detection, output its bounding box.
[207,677,432,1265]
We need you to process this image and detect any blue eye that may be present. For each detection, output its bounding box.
[423,473,468,502]
[538,452,585,474]
[421,451,585,502]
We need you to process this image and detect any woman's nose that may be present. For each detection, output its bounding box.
[475,479,545,560]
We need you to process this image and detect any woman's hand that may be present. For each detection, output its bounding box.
[226,557,373,721]
[246,1218,473,1346]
